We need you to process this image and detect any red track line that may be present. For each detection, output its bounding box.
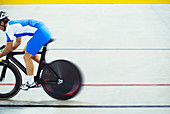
[0,84,15,85]
[1,83,170,86]
[83,84,170,86]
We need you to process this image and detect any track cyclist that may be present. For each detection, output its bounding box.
[0,11,51,90]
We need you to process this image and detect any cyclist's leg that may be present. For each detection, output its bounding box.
[23,51,34,76]
[25,26,50,73]
[23,44,40,63]
[32,55,40,63]
[21,25,51,90]
[21,51,37,90]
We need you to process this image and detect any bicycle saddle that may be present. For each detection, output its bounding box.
[46,38,55,45]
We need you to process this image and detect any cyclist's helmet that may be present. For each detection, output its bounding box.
[0,11,8,21]
[0,11,9,31]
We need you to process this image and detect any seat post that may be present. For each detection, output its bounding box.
[35,44,48,81]
[41,44,47,61]
[39,38,54,62]
[35,38,54,81]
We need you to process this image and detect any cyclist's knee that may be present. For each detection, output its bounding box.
[24,52,33,61]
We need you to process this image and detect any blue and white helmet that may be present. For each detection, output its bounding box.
[0,11,8,21]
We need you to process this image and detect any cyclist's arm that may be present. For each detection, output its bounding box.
[0,41,13,58]
[12,37,22,51]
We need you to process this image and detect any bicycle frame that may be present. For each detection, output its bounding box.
[0,45,46,81]
[0,40,62,83]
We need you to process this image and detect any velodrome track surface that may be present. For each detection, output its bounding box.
[0,4,170,114]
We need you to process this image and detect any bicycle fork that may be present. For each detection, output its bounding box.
[0,53,12,82]
[0,61,8,81]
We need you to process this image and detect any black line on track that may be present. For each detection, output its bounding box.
[1,105,170,108]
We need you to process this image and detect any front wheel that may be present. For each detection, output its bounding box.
[41,60,83,100]
[0,61,22,100]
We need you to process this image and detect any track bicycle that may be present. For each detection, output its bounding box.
[0,39,82,100]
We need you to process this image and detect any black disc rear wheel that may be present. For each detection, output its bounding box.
[41,60,82,100]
